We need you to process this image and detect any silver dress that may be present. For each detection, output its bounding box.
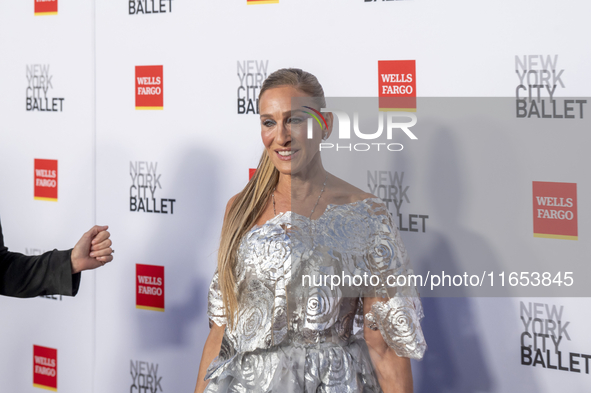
[205,197,426,393]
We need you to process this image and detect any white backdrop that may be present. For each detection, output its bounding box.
[0,1,590,392]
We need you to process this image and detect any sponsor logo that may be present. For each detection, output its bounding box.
[136,264,165,312]
[378,60,416,111]
[515,55,587,118]
[247,0,278,4]
[129,161,176,214]
[136,66,163,110]
[249,168,256,180]
[129,0,173,15]
[533,181,577,240]
[520,301,591,374]
[34,159,58,202]
[35,0,57,16]
[367,170,429,233]
[130,360,163,392]
[33,345,57,391]
[26,65,65,112]
[237,60,268,114]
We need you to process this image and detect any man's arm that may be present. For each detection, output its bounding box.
[0,245,80,298]
[0,220,113,298]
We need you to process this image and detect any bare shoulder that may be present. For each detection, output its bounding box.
[224,193,241,220]
[227,193,240,208]
[326,173,378,205]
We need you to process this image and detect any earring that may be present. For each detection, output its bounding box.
[322,132,327,140]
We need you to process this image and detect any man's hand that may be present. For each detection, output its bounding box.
[70,225,113,274]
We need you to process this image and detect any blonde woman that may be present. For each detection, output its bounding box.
[194,68,426,393]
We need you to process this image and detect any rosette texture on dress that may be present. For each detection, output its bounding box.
[205,197,426,392]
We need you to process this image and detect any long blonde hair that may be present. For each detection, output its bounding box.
[218,68,326,330]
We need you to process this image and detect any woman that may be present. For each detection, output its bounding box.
[194,68,426,393]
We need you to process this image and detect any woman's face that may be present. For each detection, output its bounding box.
[259,85,330,176]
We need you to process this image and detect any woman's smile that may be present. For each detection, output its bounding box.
[275,148,300,161]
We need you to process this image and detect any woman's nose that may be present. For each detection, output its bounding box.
[275,122,291,145]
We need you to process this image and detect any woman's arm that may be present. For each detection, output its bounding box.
[194,322,225,393]
[195,195,238,392]
[363,296,414,393]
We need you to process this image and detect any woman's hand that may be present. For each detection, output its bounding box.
[194,322,226,393]
[364,296,414,393]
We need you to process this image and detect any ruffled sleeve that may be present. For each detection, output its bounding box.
[207,267,228,328]
[361,199,427,360]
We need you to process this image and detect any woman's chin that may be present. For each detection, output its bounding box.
[274,165,293,176]
[271,157,298,175]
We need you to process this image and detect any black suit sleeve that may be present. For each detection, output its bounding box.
[0,220,81,298]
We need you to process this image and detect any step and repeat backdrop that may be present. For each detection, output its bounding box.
[0,1,590,392]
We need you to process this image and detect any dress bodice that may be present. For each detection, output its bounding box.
[205,197,426,388]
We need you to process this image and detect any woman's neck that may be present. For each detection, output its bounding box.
[275,164,327,204]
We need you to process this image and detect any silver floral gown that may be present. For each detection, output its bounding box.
[204,197,427,392]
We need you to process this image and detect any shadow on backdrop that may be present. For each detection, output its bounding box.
[409,124,529,393]
[136,147,220,348]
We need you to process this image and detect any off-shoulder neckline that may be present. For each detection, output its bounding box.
[247,196,382,234]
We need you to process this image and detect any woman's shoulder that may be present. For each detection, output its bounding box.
[224,192,241,222]
[227,193,240,208]
[326,173,380,206]
[324,175,393,228]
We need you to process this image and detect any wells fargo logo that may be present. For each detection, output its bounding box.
[533,181,577,240]
[136,264,165,311]
[34,159,58,202]
[247,0,278,4]
[35,0,57,16]
[135,66,163,110]
[33,345,57,391]
[378,60,416,111]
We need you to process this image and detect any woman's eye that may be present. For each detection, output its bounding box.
[262,119,275,127]
[288,117,304,124]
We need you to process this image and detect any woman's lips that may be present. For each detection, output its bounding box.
[275,149,299,161]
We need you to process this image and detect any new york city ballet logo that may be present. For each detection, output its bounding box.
[136,264,165,312]
[34,159,58,202]
[237,60,269,114]
[33,345,57,391]
[515,55,587,118]
[26,65,65,112]
[378,60,416,112]
[130,360,164,392]
[35,0,57,15]
[129,161,176,214]
[519,301,591,374]
[368,170,429,233]
[136,66,163,110]
[129,0,173,15]
[533,182,577,240]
